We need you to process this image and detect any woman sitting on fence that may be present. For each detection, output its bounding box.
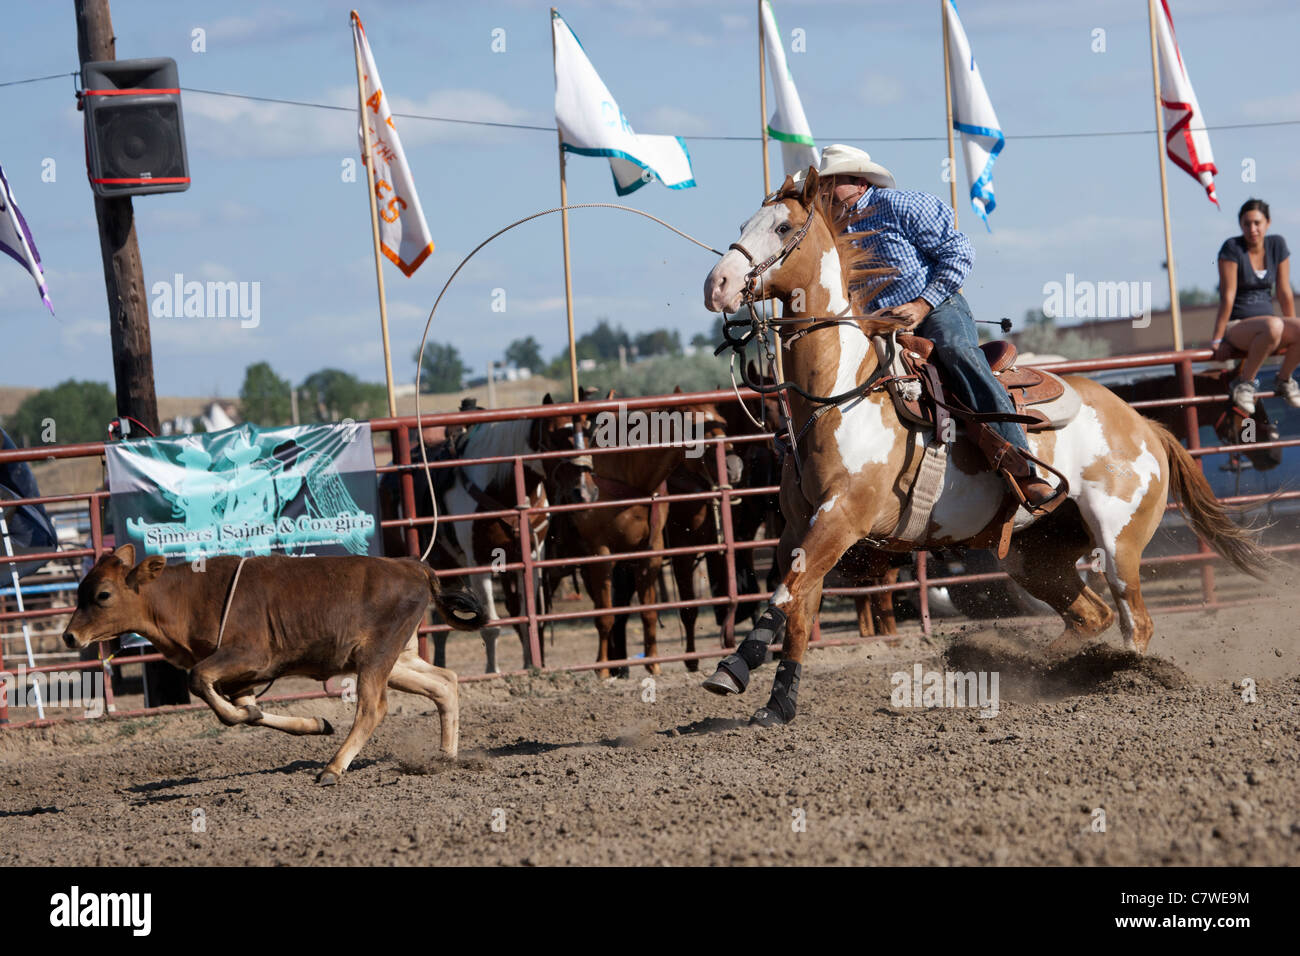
[1211,198,1299,413]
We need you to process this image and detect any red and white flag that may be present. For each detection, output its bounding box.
[351,11,434,276]
[1153,0,1217,206]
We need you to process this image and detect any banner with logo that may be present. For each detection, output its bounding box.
[105,421,381,561]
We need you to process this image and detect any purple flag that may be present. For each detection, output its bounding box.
[0,162,53,314]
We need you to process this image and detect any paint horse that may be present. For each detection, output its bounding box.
[699,169,1269,726]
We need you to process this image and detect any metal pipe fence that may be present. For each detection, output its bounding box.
[1,346,1296,728]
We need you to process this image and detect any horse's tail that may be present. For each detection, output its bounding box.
[420,563,488,631]
[1149,419,1271,579]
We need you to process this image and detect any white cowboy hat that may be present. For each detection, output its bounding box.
[816,144,895,189]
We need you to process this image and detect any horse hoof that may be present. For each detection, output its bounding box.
[613,666,630,680]
[317,717,335,735]
[749,706,786,727]
[684,659,700,673]
[317,770,340,786]
[702,669,743,696]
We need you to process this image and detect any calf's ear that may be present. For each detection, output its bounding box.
[126,555,168,590]
[112,543,136,567]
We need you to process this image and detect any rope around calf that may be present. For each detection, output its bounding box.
[413,203,725,561]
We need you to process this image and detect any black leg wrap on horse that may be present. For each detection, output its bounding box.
[751,660,801,727]
[703,605,787,695]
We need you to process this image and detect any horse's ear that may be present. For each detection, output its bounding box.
[801,167,820,207]
[605,388,615,400]
[777,174,796,197]
[542,393,553,405]
[672,384,683,394]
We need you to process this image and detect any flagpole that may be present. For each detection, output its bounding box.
[757,1,785,383]
[352,14,398,417]
[551,8,580,403]
[1147,0,1183,351]
[758,0,771,195]
[940,0,959,229]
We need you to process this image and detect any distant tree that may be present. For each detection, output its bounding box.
[414,342,465,393]
[299,369,388,421]
[238,362,291,427]
[575,318,629,361]
[633,328,682,358]
[692,315,728,349]
[3,380,116,446]
[505,336,544,373]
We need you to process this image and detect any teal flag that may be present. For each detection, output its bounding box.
[105,421,381,561]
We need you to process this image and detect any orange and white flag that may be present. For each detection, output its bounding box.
[1153,0,1217,206]
[351,11,434,275]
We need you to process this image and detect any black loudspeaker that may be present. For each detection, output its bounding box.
[81,57,190,198]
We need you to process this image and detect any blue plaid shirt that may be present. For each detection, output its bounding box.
[845,186,974,310]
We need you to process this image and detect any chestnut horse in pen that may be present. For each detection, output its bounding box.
[556,390,729,677]
[698,169,1270,726]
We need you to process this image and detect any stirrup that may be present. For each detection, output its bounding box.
[1003,470,1067,517]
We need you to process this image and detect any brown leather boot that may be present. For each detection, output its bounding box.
[1014,473,1065,515]
[973,423,1066,516]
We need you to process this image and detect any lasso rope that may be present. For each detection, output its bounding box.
[414,203,725,562]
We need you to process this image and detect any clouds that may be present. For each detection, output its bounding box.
[183,86,538,160]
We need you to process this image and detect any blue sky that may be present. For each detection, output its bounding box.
[1,0,1297,397]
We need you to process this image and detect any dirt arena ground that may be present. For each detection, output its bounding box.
[2,575,1297,866]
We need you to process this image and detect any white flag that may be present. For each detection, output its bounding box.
[0,163,52,315]
[352,12,434,276]
[760,0,817,177]
[1153,0,1218,205]
[944,0,1004,230]
[552,10,696,195]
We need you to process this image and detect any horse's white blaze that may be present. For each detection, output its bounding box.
[705,206,791,312]
[772,583,793,606]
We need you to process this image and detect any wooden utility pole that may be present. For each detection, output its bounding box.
[74,0,160,436]
[75,0,190,708]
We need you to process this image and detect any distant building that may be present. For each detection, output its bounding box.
[159,401,237,436]
[1007,305,1219,358]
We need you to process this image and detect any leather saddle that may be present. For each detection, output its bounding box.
[871,333,1081,432]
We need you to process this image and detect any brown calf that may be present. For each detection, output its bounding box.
[62,545,486,784]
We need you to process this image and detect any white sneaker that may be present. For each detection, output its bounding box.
[1275,375,1300,408]
[1231,379,1258,415]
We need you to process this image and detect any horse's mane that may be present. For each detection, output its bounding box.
[771,181,896,315]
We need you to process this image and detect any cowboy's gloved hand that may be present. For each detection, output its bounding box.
[881,298,932,330]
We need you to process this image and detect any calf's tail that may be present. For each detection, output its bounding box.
[1150,419,1271,579]
[422,564,489,630]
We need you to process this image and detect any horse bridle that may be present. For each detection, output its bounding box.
[727,189,818,299]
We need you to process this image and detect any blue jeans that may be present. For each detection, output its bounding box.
[915,292,1029,453]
